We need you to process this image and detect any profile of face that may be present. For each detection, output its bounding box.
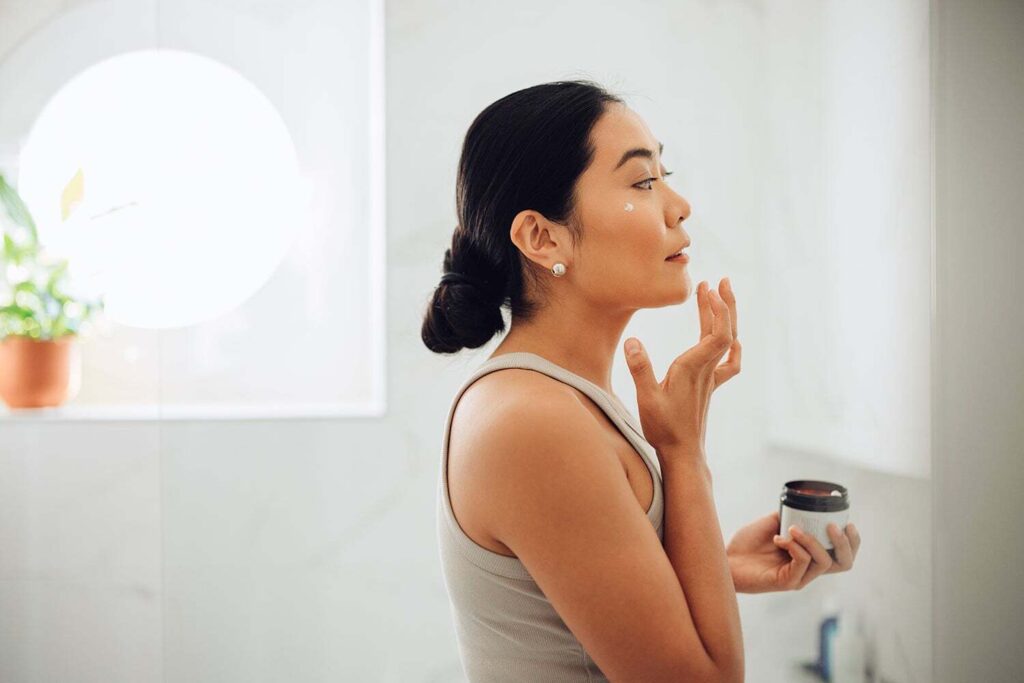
[512,101,693,311]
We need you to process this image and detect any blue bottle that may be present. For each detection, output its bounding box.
[819,614,839,681]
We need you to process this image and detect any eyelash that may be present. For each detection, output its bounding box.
[634,171,674,190]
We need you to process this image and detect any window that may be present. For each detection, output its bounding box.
[0,0,385,419]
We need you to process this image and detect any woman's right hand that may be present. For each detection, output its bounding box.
[622,279,741,460]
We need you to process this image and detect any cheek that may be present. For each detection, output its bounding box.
[582,215,665,289]
[580,193,663,271]
[608,195,660,239]
[621,205,666,259]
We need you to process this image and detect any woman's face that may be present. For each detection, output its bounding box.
[570,103,693,310]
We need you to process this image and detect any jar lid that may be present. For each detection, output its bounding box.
[780,479,849,512]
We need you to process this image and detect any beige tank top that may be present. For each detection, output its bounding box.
[436,351,665,682]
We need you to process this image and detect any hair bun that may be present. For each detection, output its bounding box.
[440,271,483,289]
[423,269,505,354]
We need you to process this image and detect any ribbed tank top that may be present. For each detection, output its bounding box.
[436,351,665,682]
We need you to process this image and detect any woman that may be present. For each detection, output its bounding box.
[422,80,860,682]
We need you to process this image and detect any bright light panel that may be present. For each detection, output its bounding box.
[18,49,308,329]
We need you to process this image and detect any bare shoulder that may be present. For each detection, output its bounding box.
[465,366,580,408]
[447,367,608,553]
[451,367,600,455]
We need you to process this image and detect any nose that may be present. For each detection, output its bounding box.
[666,190,691,226]
[679,196,691,222]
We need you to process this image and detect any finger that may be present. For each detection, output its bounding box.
[789,526,834,588]
[713,339,742,389]
[847,523,861,557]
[790,526,834,569]
[623,337,659,398]
[826,523,854,571]
[720,277,738,338]
[698,281,712,339]
[774,536,812,589]
[706,289,734,361]
[713,277,741,387]
[715,277,741,378]
[687,289,731,367]
[773,532,812,589]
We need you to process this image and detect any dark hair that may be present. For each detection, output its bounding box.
[421,79,624,354]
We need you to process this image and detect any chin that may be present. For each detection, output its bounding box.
[676,287,692,305]
[650,285,690,309]
[674,275,693,304]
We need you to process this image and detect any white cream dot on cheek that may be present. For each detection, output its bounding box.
[624,202,634,212]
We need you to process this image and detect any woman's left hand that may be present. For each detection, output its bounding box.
[725,510,861,593]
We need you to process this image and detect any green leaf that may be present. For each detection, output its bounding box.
[2,232,15,262]
[0,303,35,319]
[0,173,40,244]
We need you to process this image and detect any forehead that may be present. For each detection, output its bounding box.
[589,103,661,170]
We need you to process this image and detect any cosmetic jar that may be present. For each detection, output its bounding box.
[779,480,850,561]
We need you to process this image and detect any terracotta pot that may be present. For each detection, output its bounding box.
[0,334,77,409]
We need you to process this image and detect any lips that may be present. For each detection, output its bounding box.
[665,243,691,260]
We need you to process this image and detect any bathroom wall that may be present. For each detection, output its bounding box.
[0,1,935,681]
[931,0,1024,680]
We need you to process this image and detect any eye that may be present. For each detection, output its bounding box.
[633,171,674,191]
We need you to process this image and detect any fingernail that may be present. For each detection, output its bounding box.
[625,339,639,356]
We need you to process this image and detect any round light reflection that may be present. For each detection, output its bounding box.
[18,49,307,329]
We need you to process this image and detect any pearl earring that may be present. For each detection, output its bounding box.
[551,262,567,277]
[624,202,634,212]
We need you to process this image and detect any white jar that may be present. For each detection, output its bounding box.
[779,479,850,560]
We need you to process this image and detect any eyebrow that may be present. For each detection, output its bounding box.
[613,141,664,171]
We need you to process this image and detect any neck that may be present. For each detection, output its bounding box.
[489,294,636,396]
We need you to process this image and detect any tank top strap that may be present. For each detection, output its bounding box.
[451,351,663,485]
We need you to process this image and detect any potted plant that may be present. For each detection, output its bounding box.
[0,172,104,409]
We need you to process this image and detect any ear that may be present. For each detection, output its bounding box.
[509,209,568,270]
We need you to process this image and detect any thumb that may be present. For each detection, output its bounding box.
[624,337,658,397]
